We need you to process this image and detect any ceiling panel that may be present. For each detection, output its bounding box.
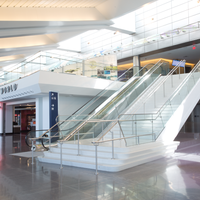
[0,0,108,8]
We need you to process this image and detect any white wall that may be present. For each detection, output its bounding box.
[59,95,92,117]
[81,0,200,60]
[36,96,49,133]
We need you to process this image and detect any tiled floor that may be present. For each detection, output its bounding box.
[0,133,200,200]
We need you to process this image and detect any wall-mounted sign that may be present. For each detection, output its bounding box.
[49,91,59,142]
[1,84,18,95]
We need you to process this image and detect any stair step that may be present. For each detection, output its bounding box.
[38,141,179,172]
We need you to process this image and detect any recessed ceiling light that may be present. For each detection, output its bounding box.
[114,31,119,35]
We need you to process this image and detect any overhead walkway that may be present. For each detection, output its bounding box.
[0,50,117,86]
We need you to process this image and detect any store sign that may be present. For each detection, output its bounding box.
[1,84,18,95]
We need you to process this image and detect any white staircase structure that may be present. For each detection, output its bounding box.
[38,61,200,172]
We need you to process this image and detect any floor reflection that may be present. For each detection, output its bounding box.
[0,132,200,200]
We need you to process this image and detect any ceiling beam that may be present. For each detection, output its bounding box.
[0,7,107,21]
[96,0,154,19]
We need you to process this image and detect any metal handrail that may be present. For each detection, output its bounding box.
[30,126,155,173]
[26,66,136,140]
[120,60,185,117]
[57,62,160,125]
[55,65,136,124]
[44,62,161,139]
[93,75,162,141]
[55,63,156,123]
[92,133,154,144]
[96,61,174,141]
[28,60,164,148]
[119,60,200,123]
[64,60,165,141]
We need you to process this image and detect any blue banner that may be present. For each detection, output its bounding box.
[49,92,58,142]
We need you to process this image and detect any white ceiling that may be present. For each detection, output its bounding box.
[0,0,152,68]
[0,0,108,8]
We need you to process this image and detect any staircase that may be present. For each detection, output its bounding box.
[38,140,179,172]
[38,60,200,172]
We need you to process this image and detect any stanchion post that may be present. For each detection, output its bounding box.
[102,123,104,141]
[95,144,98,175]
[60,141,63,169]
[49,130,51,152]
[112,131,114,159]
[92,142,99,175]
[77,130,80,156]
[31,140,34,165]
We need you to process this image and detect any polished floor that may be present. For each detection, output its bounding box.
[0,132,200,200]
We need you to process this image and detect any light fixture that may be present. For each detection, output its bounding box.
[114,31,119,35]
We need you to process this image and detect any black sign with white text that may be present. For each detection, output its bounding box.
[49,92,59,142]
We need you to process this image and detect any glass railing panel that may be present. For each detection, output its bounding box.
[56,66,138,137]
[59,60,169,142]
[122,61,200,146]
[89,62,168,138]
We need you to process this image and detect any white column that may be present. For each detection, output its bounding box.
[133,56,140,75]
[82,61,85,76]
[5,105,13,133]
[42,96,50,130]
[36,97,43,132]
[36,96,50,137]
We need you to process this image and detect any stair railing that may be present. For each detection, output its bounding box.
[119,60,200,145]
[97,60,185,141]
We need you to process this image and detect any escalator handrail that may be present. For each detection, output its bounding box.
[120,60,186,118]
[63,60,166,141]
[26,60,162,143]
[119,60,200,122]
[81,60,177,141]
[55,63,154,127]
[55,63,155,123]
[56,62,160,135]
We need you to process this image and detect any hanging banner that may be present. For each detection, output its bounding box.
[49,91,59,142]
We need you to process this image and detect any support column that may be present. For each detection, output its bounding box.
[5,105,13,134]
[36,96,49,137]
[0,102,3,134]
[133,56,140,76]
[82,61,85,76]
[3,103,5,135]
[36,97,43,132]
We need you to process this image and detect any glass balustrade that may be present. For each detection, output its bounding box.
[0,51,119,85]
[119,60,200,146]
[54,60,169,144]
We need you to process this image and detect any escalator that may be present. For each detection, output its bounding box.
[25,60,169,149]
